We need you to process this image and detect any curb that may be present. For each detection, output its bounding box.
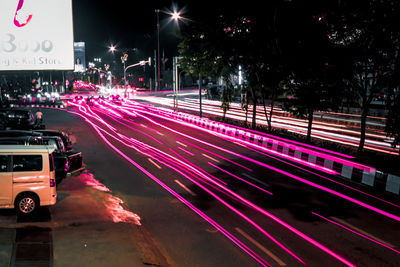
[159,109,400,196]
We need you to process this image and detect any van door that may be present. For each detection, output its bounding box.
[12,154,45,187]
[0,155,12,205]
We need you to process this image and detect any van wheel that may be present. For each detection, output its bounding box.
[16,194,38,214]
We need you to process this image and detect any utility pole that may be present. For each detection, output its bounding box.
[173,56,179,112]
[155,9,161,91]
[154,49,157,91]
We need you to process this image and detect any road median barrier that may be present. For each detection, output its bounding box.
[155,108,399,196]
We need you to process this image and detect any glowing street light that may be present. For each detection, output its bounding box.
[154,7,185,91]
[171,10,182,21]
[109,45,116,53]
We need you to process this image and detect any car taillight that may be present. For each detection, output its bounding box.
[50,179,56,187]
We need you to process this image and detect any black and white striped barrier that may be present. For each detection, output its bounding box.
[159,110,400,196]
[11,103,65,109]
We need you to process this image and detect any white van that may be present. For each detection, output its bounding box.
[0,145,57,214]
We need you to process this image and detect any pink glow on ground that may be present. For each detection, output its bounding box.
[79,172,111,192]
[105,195,142,225]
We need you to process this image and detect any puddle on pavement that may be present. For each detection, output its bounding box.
[74,171,141,225]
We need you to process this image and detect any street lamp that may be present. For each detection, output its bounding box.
[121,53,128,97]
[154,8,185,91]
[155,9,161,91]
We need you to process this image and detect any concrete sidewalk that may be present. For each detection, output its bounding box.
[0,172,170,267]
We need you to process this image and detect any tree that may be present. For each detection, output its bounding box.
[178,21,220,118]
[279,1,337,143]
[386,89,400,155]
[325,0,400,154]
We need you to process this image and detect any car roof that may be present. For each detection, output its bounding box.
[0,145,56,153]
[0,130,42,136]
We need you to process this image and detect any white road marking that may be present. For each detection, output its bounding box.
[174,179,196,196]
[201,153,220,163]
[176,141,188,147]
[235,227,286,266]
[148,158,162,169]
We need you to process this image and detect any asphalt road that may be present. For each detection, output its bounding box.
[1,100,400,266]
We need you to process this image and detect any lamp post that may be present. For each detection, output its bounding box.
[121,53,128,97]
[154,9,183,91]
[123,58,151,98]
[155,9,161,91]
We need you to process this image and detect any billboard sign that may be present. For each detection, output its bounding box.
[0,0,74,70]
[74,42,86,72]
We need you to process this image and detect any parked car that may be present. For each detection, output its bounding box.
[34,129,73,151]
[39,135,84,180]
[0,109,36,130]
[0,145,57,214]
[0,136,69,184]
[0,130,43,138]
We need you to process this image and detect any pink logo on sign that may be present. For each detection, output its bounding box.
[14,0,32,27]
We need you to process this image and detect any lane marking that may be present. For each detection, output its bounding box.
[331,217,395,248]
[156,131,164,136]
[175,179,197,196]
[178,146,195,156]
[140,124,148,128]
[148,158,162,169]
[202,153,220,163]
[235,227,287,266]
[242,173,271,188]
[176,141,188,147]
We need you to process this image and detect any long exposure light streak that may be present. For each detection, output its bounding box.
[134,95,398,154]
[69,101,360,266]
[208,162,273,196]
[124,101,374,172]
[117,104,399,222]
[67,103,306,264]
[78,110,272,266]
[237,140,400,209]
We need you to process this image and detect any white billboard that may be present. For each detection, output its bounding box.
[0,0,74,70]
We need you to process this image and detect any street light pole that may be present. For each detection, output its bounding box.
[121,53,128,97]
[123,58,151,98]
[155,9,161,91]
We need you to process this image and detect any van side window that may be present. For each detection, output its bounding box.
[13,155,43,172]
[0,155,9,172]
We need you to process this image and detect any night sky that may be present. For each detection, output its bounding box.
[72,0,229,63]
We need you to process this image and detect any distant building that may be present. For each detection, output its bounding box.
[74,42,87,72]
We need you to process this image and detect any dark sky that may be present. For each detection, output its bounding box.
[72,0,226,63]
